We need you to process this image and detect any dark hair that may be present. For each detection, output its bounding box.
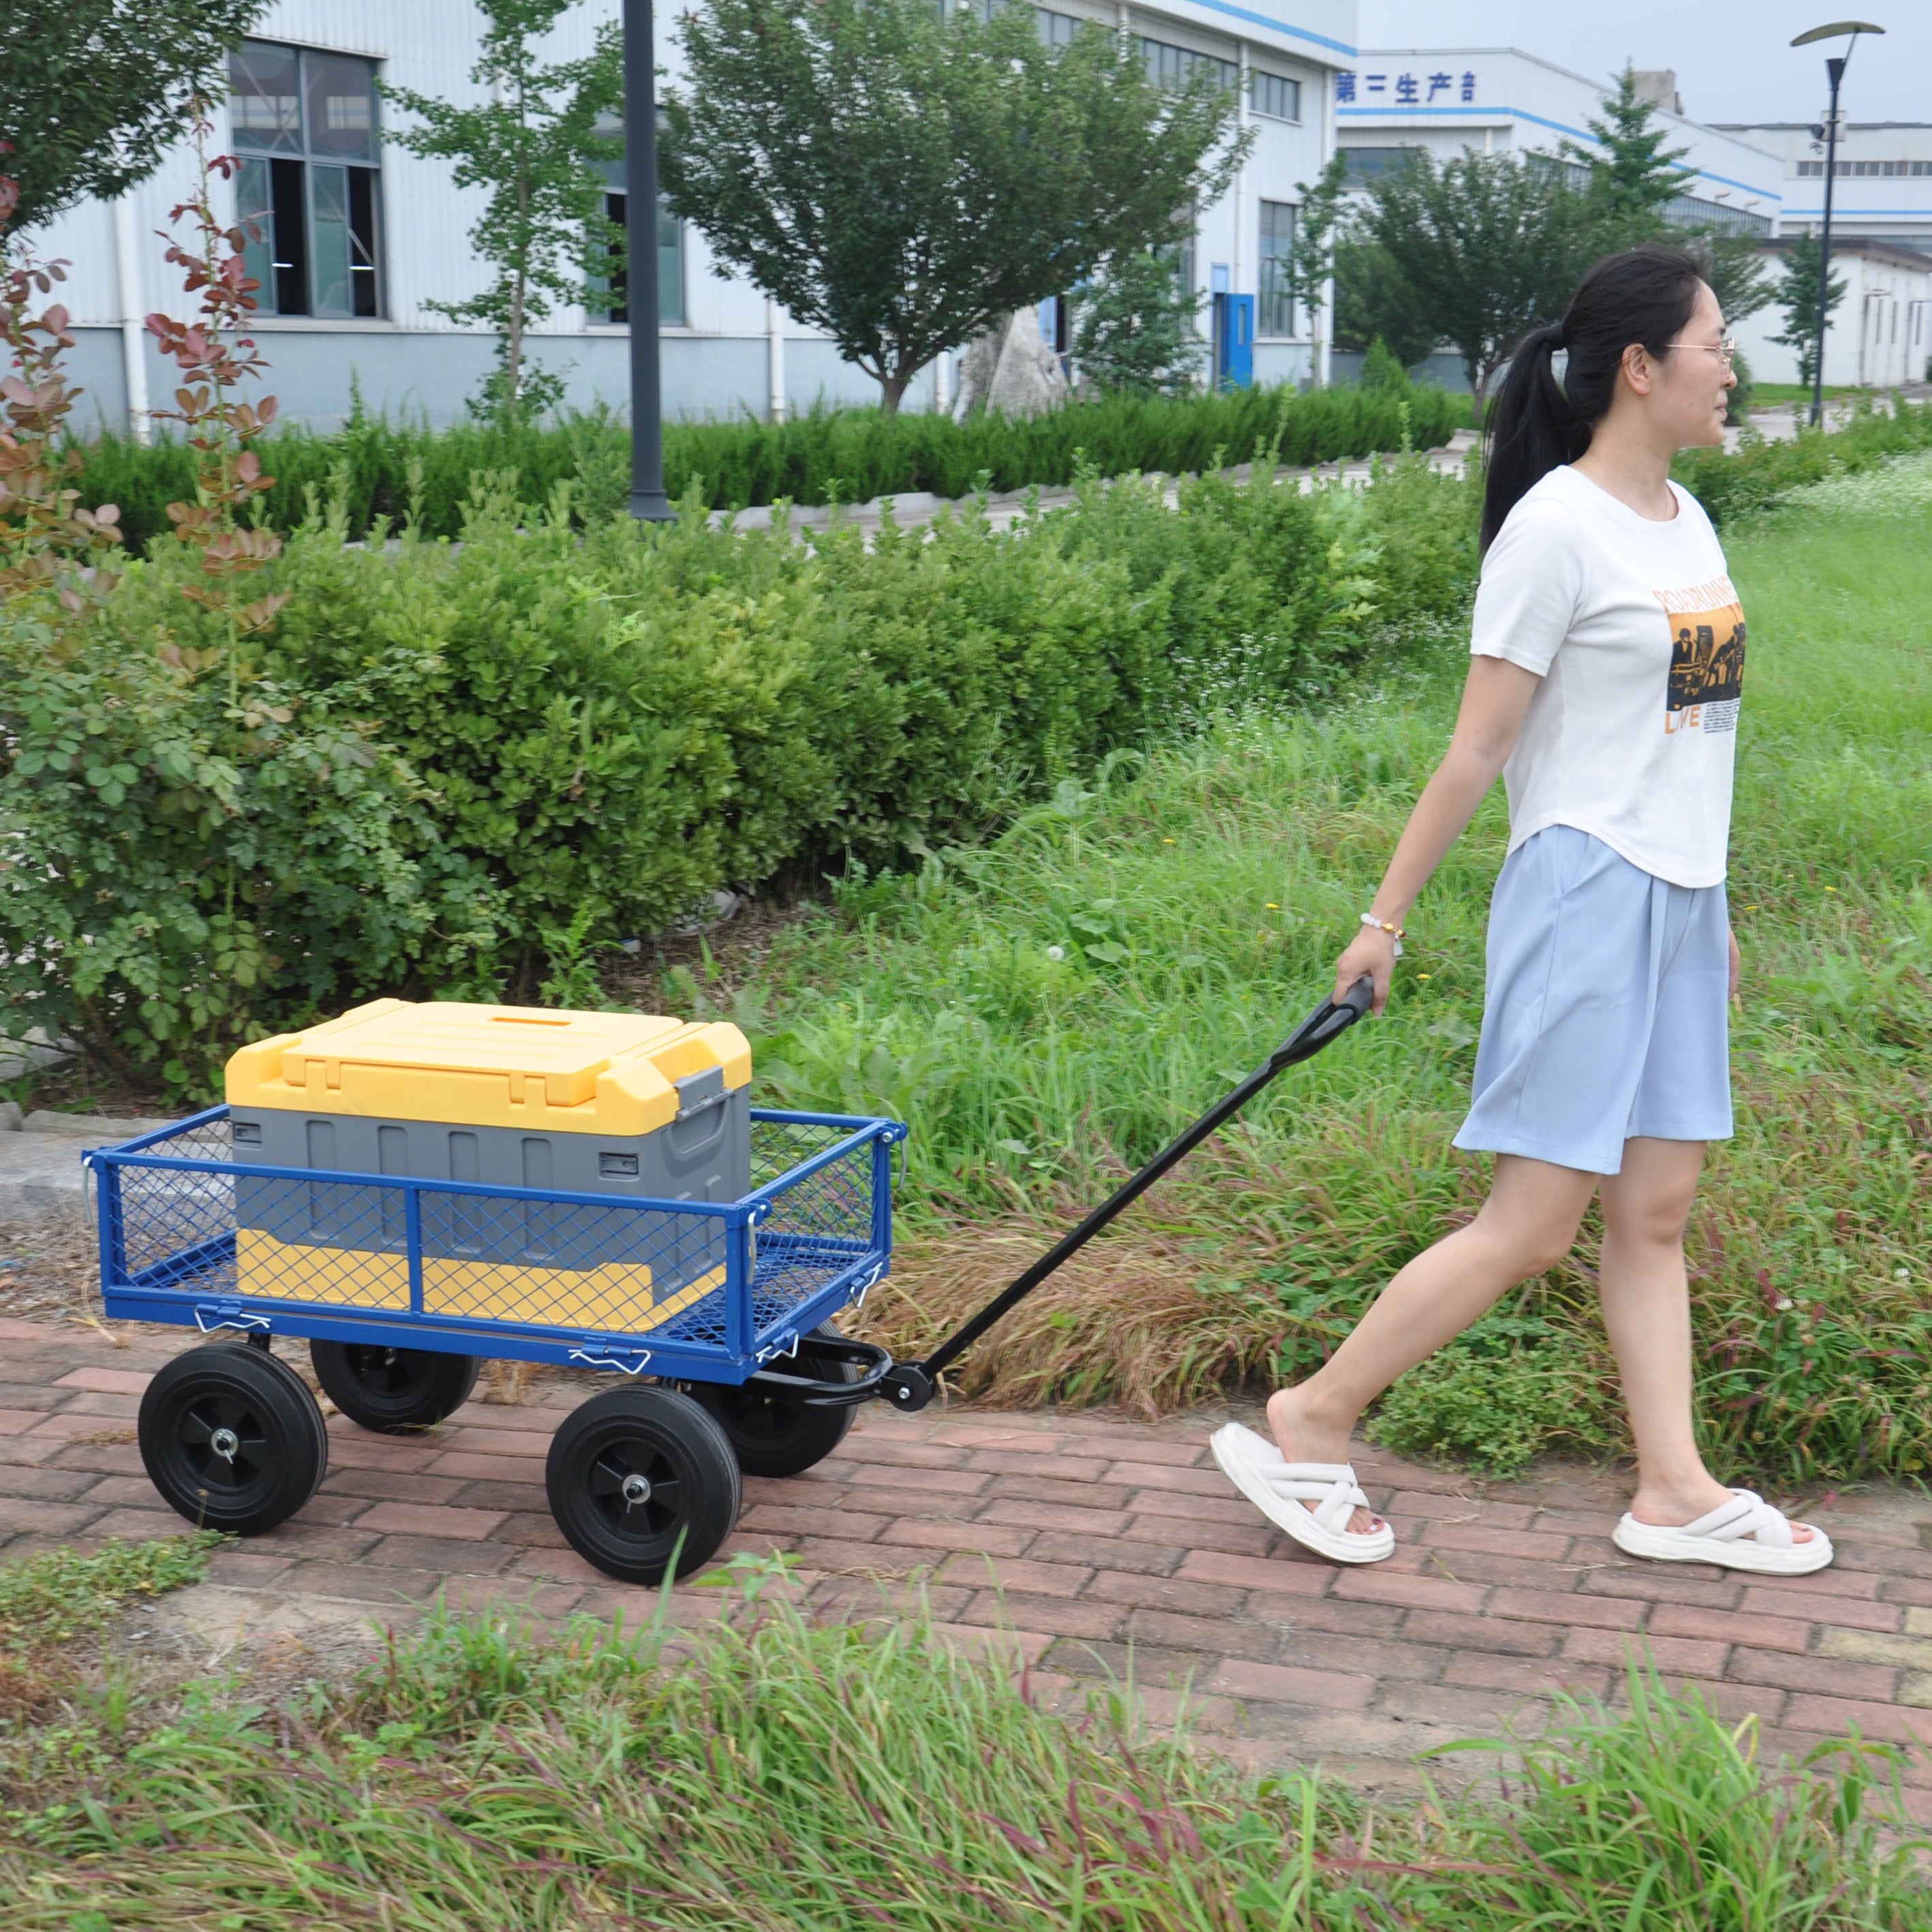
[1479,244,1708,553]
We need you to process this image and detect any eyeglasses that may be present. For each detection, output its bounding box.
[1665,338,1738,367]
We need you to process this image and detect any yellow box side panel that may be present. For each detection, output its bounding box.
[235,1229,411,1310]
[232,1229,722,1337]
[423,1257,722,1334]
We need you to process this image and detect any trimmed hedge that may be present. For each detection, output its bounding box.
[3,456,1466,1092]
[70,382,1469,553]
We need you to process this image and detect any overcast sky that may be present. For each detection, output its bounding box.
[1358,3,1926,126]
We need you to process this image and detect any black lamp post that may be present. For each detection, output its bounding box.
[624,0,672,519]
[1790,20,1885,427]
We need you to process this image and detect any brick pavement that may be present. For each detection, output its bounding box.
[5,1313,1932,1813]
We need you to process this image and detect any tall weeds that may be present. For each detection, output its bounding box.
[7,1576,1923,1929]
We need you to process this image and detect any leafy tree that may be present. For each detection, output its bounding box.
[1275,151,1349,388]
[1073,249,1203,397]
[380,0,621,423]
[0,0,265,244]
[1565,64,1689,229]
[1350,149,1598,410]
[1677,228,1775,331]
[1332,231,1441,373]
[1568,66,1772,326]
[1771,232,1847,393]
[660,0,1248,416]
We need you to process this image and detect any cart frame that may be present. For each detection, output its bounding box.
[88,1105,906,1385]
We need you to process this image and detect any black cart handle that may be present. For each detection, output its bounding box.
[877,975,1376,1410]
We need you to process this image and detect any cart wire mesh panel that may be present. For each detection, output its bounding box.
[91,1107,903,1383]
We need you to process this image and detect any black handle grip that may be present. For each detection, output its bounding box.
[1270,973,1375,1071]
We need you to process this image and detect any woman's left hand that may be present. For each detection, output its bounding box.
[1728,925,1741,1004]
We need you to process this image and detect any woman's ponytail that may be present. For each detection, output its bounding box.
[1479,243,1708,555]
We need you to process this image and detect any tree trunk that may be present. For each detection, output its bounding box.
[878,371,910,419]
[505,271,527,423]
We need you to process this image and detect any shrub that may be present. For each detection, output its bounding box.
[1674,393,1932,525]
[1366,1309,1611,1476]
[6,451,1423,1090]
[70,382,1472,551]
[0,596,503,1094]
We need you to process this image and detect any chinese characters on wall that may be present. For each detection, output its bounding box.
[1336,70,1477,106]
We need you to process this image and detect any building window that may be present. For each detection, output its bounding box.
[230,41,382,318]
[1338,146,1421,187]
[1661,196,1773,239]
[1798,157,1932,177]
[1257,200,1296,337]
[1143,37,1238,94]
[596,193,685,326]
[589,117,685,326]
[1250,72,1301,123]
[975,1,1080,46]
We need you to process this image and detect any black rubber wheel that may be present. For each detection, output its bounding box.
[688,1322,861,1478]
[546,1386,741,1585]
[309,1339,481,1434]
[138,1341,328,1535]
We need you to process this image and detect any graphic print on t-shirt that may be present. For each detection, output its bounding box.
[1655,574,1746,736]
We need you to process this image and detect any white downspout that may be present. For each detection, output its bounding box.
[935,348,951,416]
[1234,42,1248,301]
[1317,65,1337,388]
[113,195,151,444]
[766,294,786,424]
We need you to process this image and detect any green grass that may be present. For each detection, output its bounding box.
[685,482,1932,1482]
[0,1535,221,1651]
[4,1562,1924,1928]
[1750,384,1862,407]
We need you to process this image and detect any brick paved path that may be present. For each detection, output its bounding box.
[5,1315,1931,1815]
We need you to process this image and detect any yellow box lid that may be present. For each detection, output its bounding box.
[225,1000,752,1135]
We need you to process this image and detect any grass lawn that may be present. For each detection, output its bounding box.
[671,480,1932,1484]
[5,1544,1925,1927]
[1750,384,1863,408]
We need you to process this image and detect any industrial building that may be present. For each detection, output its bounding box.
[26,0,1357,432]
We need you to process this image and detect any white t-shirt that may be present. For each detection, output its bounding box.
[1470,464,1745,889]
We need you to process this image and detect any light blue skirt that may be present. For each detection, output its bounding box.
[1453,825,1732,1177]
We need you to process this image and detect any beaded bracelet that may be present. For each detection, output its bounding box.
[1360,912,1405,959]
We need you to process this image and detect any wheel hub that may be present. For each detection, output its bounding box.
[621,1472,653,1507]
[209,1426,241,1463]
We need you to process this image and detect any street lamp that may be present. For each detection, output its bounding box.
[1790,20,1885,427]
[624,0,673,520]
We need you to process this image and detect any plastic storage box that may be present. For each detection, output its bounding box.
[224,1000,752,1333]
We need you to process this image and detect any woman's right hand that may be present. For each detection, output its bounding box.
[1334,926,1399,1017]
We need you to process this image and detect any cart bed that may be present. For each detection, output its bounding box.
[89,1107,904,1383]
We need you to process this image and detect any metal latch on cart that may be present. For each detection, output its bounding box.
[195,1299,271,1336]
[569,1340,654,1375]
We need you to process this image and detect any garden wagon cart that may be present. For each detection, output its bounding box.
[90,981,1370,1584]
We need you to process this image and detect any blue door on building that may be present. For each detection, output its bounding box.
[1213,293,1254,390]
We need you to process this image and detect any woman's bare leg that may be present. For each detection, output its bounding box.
[1599,1136,1814,1542]
[1268,1153,1600,1531]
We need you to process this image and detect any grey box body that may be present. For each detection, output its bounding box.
[230,1069,749,1298]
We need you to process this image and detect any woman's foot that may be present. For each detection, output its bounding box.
[1628,1480,1819,1545]
[1614,1486,1831,1574]
[1266,1385,1383,1536]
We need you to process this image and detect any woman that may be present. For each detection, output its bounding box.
[1212,244,1830,1576]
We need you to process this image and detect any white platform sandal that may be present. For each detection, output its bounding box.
[1612,1489,1833,1576]
[1210,1422,1395,1565]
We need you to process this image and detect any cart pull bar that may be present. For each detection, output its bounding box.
[878,977,1376,1413]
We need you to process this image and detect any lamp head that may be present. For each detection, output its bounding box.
[1790,20,1884,46]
